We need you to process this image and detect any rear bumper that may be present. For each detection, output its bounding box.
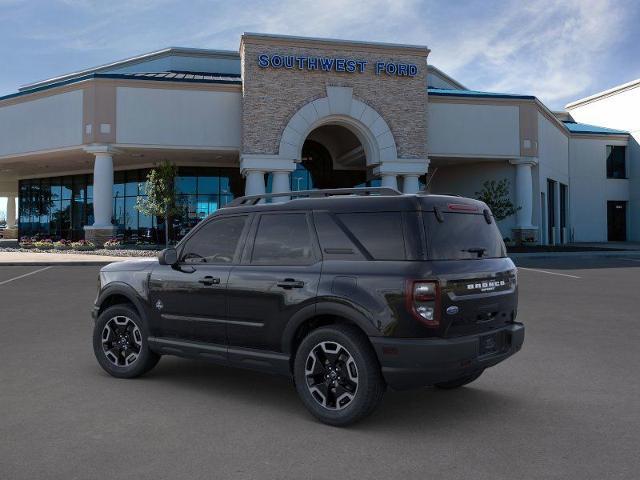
[370,323,524,390]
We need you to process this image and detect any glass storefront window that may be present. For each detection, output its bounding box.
[18,167,243,242]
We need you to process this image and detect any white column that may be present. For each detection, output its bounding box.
[271,171,291,203]
[511,158,536,229]
[6,195,16,228]
[244,170,266,196]
[91,152,114,227]
[402,175,420,194]
[380,174,398,190]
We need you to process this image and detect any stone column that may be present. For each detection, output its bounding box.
[271,171,291,202]
[6,195,16,228]
[240,154,296,200]
[244,170,266,196]
[510,158,538,243]
[84,145,117,246]
[380,174,398,190]
[402,175,421,194]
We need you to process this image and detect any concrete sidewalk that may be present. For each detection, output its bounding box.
[0,251,150,266]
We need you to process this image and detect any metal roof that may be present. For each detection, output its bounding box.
[428,87,535,100]
[0,71,241,103]
[562,121,628,135]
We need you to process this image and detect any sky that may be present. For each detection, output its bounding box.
[1,0,640,215]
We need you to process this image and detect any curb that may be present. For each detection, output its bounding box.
[0,261,118,266]
[509,251,640,259]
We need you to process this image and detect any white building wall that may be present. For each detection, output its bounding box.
[567,85,640,241]
[568,137,629,242]
[429,161,517,239]
[0,90,83,156]
[427,102,520,157]
[536,113,570,243]
[116,87,242,148]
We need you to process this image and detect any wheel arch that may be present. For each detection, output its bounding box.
[282,301,379,358]
[97,283,149,322]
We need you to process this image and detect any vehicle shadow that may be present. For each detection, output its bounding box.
[139,356,524,430]
[514,256,640,270]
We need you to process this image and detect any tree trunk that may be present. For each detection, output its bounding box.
[164,208,170,247]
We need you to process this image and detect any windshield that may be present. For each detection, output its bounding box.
[423,211,506,260]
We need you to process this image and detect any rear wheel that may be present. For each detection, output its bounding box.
[294,325,385,426]
[435,370,484,389]
[93,304,160,378]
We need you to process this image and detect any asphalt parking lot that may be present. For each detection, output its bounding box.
[1,257,639,479]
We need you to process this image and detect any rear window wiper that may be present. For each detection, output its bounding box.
[462,247,487,258]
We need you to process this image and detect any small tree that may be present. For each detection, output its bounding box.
[475,179,520,222]
[136,161,181,247]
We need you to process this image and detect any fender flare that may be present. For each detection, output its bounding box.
[281,300,379,354]
[96,282,150,323]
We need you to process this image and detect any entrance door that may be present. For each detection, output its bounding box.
[547,179,556,244]
[607,201,627,241]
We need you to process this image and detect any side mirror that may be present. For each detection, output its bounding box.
[158,247,178,266]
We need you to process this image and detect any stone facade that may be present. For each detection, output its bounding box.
[240,35,429,161]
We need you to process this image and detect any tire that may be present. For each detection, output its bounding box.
[434,370,484,390]
[294,325,385,426]
[93,304,160,379]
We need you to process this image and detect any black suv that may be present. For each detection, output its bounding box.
[92,188,524,426]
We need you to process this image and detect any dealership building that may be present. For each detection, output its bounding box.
[0,33,637,245]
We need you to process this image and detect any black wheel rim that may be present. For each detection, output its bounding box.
[305,341,359,410]
[101,316,143,367]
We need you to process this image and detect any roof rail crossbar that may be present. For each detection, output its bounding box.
[225,187,402,207]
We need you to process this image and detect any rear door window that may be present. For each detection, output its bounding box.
[424,212,506,260]
[251,213,315,265]
[336,212,406,260]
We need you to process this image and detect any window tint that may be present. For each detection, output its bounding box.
[252,214,314,265]
[424,212,506,260]
[606,145,626,179]
[181,215,246,264]
[337,212,406,260]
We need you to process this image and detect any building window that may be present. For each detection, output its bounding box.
[606,145,626,179]
[18,166,243,243]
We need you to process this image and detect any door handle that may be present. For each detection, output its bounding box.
[277,278,305,289]
[198,276,221,286]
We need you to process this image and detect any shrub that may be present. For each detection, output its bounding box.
[33,239,54,250]
[19,236,35,249]
[103,238,123,250]
[54,239,73,250]
[71,240,96,251]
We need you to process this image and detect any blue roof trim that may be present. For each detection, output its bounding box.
[428,87,535,100]
[562,121,628,135]
[0,72,242,102]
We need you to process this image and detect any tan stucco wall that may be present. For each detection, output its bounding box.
[240,35,428,160]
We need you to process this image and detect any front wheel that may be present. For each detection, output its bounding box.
[294,325,385,426]
[434,370,484,390]
[93,304,160,378]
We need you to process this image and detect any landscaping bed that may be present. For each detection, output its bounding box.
[0,247,159,257]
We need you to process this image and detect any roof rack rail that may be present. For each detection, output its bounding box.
[225,187,402,208]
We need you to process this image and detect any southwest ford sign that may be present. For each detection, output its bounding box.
[257,54,418,77]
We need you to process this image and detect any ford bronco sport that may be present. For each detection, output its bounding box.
[92,187,524,426]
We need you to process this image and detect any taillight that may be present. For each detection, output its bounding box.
[406,280,440,328]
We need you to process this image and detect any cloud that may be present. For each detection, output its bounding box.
[426,0,633,107]
[1,0,637,108]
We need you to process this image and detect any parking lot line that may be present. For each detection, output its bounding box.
[0,266,52,286]
[517,267,581,279]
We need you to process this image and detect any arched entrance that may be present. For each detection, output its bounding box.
[295,124,374,190]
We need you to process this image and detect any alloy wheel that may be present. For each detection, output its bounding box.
[304,341,359,410]
[101,316,143,367]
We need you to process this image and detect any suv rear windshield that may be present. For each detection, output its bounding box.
[423,212,506,260]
